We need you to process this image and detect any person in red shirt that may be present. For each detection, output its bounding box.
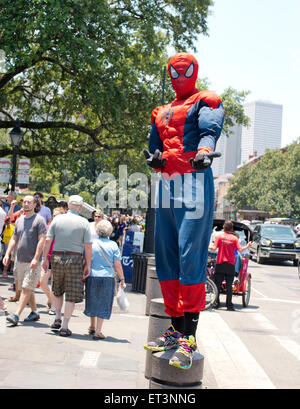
[209,221,252,311]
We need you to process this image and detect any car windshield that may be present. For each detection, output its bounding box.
[261,225,296,239]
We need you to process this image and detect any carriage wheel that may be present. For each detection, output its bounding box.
[205,278,218,310]
[242,276,251,307]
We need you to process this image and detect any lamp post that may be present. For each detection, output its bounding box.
[143,66,166,254]
[9,118,24,192]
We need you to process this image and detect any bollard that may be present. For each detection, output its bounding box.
[149,350,204,389]
[145,298,204,389]
[145,298,171,379]
[145,266,163,316]
[147,255,155,268]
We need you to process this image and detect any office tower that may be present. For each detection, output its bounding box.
[212,124,242,177]
[240,100,283,164]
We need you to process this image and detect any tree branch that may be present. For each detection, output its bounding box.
[0,119,102,142]
[0,64,29,89]
[0,141,137,159]
[0,110,14,121]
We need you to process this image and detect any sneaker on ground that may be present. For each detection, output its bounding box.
[6,313,19,326]
[144,325,182,352]
[23,311,40,322]
[169,335,197,370]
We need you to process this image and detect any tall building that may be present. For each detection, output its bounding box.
[212,100,283,177]
[212,123,242,177]
[240,100,283,164]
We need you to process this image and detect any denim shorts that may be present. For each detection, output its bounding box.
[84,276,115,320]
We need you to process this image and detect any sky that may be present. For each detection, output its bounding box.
[192,0,300,148]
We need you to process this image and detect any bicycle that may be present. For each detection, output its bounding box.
[204,254,218,310]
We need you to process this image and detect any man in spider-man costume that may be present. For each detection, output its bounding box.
[144,52,224,370]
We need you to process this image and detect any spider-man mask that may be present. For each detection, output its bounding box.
[168,53,199,100]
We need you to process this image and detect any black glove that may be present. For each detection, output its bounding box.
[190,151,221,170]
[143,149,166,169]
[190,153,212,170]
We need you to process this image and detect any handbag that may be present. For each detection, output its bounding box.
[96,243,118,296]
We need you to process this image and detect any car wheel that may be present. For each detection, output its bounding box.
[293,259,299,267]
[256,248,265,264]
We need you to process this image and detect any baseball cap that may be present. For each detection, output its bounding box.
[68,195,83,206]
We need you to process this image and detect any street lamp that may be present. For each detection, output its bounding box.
[143,66,166,254]
[9,118,24,192]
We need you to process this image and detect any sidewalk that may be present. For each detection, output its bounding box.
[0,277,149,389]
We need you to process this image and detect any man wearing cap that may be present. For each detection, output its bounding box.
[42,195,92,337]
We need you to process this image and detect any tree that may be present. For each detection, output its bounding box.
[227,140,300,219]
[0,0,250,197]
[0,0,214,159]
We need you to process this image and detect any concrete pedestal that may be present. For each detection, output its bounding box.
[145,298,171,379]
[149,350,204,389]
[145,299,204,389]
[147,256,155,268]
[145,266,163,316]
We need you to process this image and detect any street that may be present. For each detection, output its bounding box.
[200,260,300,389]
[0,260,299,389]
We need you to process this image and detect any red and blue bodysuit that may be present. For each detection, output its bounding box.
[148,53,224,318]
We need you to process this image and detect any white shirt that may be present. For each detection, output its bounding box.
[0,207,7,253]
[129,224,141,232]
[0,207,6,234]
[89,221,99,241]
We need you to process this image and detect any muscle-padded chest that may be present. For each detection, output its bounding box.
[155,95,199,150]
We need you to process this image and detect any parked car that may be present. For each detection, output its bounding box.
[249,220,263,232]
[250,224,300,265]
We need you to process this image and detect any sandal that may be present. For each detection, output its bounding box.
[50,319,62,329]
[88,327,96,335]
[93,332,106,340]
[7,296,19,302]
[59,328,72,337]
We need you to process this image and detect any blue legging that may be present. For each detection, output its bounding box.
[154,168,214,316]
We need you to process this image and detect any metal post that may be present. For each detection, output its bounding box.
[143,66,166,254]
[9,118,24,192]
[10,146,18,192]
[143,181,156,254]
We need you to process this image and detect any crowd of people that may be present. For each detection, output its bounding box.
[0,191,145,339]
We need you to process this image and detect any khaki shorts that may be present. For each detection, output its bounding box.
[51,254,84,303]
[15,261,42,291]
